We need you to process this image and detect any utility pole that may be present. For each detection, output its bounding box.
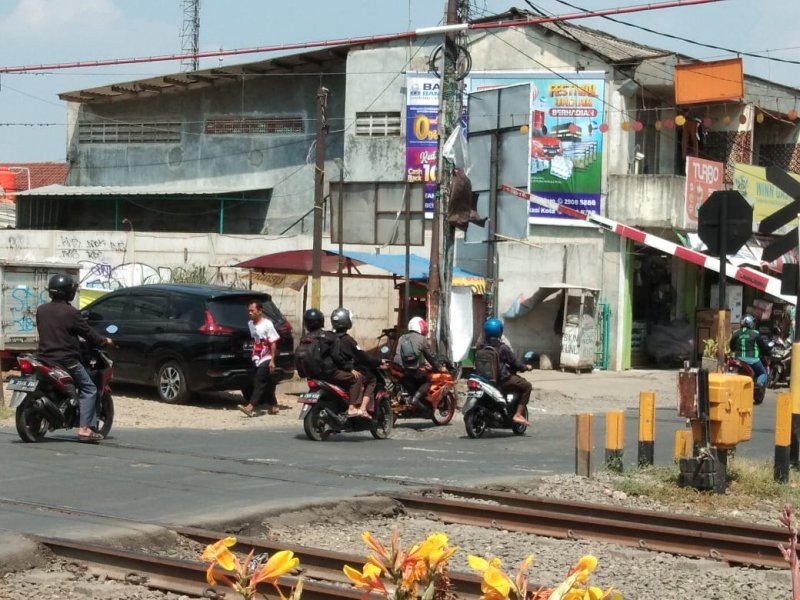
[430,0,469,358]
[311,87,329,309]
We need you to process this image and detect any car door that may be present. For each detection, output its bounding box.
[84,292,133,380]
[122,292,172,384]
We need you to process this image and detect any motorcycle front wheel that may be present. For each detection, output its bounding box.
[303,403,331,441]
[431,389,456,426]
[464,409,487,439]
[370,395,393,440]
[96,393,114,438]
[15,393,49,443]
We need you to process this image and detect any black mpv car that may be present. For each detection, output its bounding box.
[82,284,295,403]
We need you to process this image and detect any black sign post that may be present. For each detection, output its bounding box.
[698,190,753,369]
[758,166,800,466]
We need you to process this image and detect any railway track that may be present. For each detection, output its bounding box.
[392,486,788,569]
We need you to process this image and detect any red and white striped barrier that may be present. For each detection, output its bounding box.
[501,184,796,305]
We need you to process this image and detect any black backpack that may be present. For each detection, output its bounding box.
[400,336,419,368]
[473,345,500,383]
[295,331,335,378]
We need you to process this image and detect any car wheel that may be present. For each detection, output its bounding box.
[156,360,190,404]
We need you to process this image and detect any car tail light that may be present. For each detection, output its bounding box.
[467,379,481,390]
[18,357,34,374]
[198,310,234,335]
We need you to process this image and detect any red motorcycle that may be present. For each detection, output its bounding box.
[725,356,767,406]
[8,347,114,442]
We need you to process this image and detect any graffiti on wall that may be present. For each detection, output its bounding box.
[59,236,126,261]
[80,261,174,290]
[9,286,48,334]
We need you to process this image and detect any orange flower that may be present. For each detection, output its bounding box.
[251,550,300,585]
[344,562,388,597]
[200,537,238,585]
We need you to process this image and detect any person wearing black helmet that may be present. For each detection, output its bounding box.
[481,317,532,426]
[331,307,382,417]
[301,308,363,417]
[36,273,112,442]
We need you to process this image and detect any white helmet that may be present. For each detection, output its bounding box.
[408,316,428,335]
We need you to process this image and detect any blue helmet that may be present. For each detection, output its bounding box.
[484,317,503,338]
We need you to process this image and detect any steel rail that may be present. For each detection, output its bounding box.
[31,535,367,600]
[390,493,787,569]
[437,486,788,544]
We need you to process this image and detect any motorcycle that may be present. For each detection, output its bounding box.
[8,347,114,443]
[297,368,393,441]
[382,362,457,426]
[462,351,535,438]
[725,355,767,405]
[767,336,792,389]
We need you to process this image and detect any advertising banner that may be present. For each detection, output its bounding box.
[405,74,440,216]
[685,156,724,227]
[468,72,605,225]
[733,163,800,231]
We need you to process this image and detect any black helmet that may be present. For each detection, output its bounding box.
[48,273,78,302]
[303,308,325,331]
[330,307,352,332]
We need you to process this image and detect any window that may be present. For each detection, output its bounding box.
[355,112,401,137]
[85,295,128,321]
[129,294,169,320]
[205,117,304,135]
[78,122,182,144]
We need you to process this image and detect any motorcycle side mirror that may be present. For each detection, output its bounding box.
[379,345,390,355]
[523,350,536,362]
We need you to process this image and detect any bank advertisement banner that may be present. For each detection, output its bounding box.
[468,73,604,224]
[406,74,440,216]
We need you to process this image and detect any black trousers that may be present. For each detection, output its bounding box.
[401,369,430,398]
[246,360,277,408]
[501,374,532,406]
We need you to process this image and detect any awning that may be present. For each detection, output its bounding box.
[17,183,267,197]
[504,283,600,320]
[235,250,485,293]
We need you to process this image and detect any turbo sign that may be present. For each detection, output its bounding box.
[685,156,724,226]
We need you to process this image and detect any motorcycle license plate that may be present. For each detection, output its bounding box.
[6,377,37,392]
[299,391,321,402]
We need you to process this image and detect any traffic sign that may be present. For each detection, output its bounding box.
[759,166,800,264]
[697,190,753,256]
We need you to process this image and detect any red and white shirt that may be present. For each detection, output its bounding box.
[248,317,280,367]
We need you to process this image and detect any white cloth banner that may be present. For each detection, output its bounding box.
[449,286,474,363]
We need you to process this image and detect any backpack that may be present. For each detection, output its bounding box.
[473,345,500,383]
[400,336,419,368]
[295,331,335,378]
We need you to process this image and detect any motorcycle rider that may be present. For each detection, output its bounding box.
[393,316,445,411]
[301,308,364,418]
[729,314,770,389]
[331,307,382,417]
[480,317,533,426]
[36,274,112,442]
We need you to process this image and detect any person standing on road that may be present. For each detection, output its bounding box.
[36,273,112,442]
[239,301,280,417]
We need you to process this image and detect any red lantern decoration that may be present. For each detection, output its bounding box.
[739,113,747,124]
[633,121,644,132]
[664,119,675,129]
[703,116,713,129]
[789,109,798,121]
[598,123,609,133]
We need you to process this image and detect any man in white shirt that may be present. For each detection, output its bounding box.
[239,301,281,417]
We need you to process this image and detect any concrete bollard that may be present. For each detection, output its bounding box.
[605,410,624,472]
[576,413,593,477]
[638,391,655,467]
[674,430,693,461]
[775,393,792,483]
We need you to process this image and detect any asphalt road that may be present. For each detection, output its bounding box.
[0,384,785,543]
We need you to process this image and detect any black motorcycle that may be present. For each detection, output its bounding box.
[297,368,393,441]
[767,336,792,389]
[8,347,114,443]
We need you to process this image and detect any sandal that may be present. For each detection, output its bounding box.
[77,431,104,442]
[268,406,280,415]
[237,405,255,417]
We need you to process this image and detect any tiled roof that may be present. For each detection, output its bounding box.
[2,162,67,194]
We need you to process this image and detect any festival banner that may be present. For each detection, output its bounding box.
[469,72,605,225]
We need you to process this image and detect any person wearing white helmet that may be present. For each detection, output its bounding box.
[393,316,445,409]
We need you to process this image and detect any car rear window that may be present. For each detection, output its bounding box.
[262,299,288,330]
[206,297,263,329]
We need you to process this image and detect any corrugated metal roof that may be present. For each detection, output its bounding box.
[17,183,268,197]
[536,20,670,64]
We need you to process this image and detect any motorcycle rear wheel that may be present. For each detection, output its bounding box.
[303,403,331,441]
[464,410,487,439]
[431,389,456,426]
[370,396,393,440]
[15,393,49,443]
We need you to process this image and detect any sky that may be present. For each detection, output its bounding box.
[0,0,798,163]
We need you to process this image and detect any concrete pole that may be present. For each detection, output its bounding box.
[311,86,329,309]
